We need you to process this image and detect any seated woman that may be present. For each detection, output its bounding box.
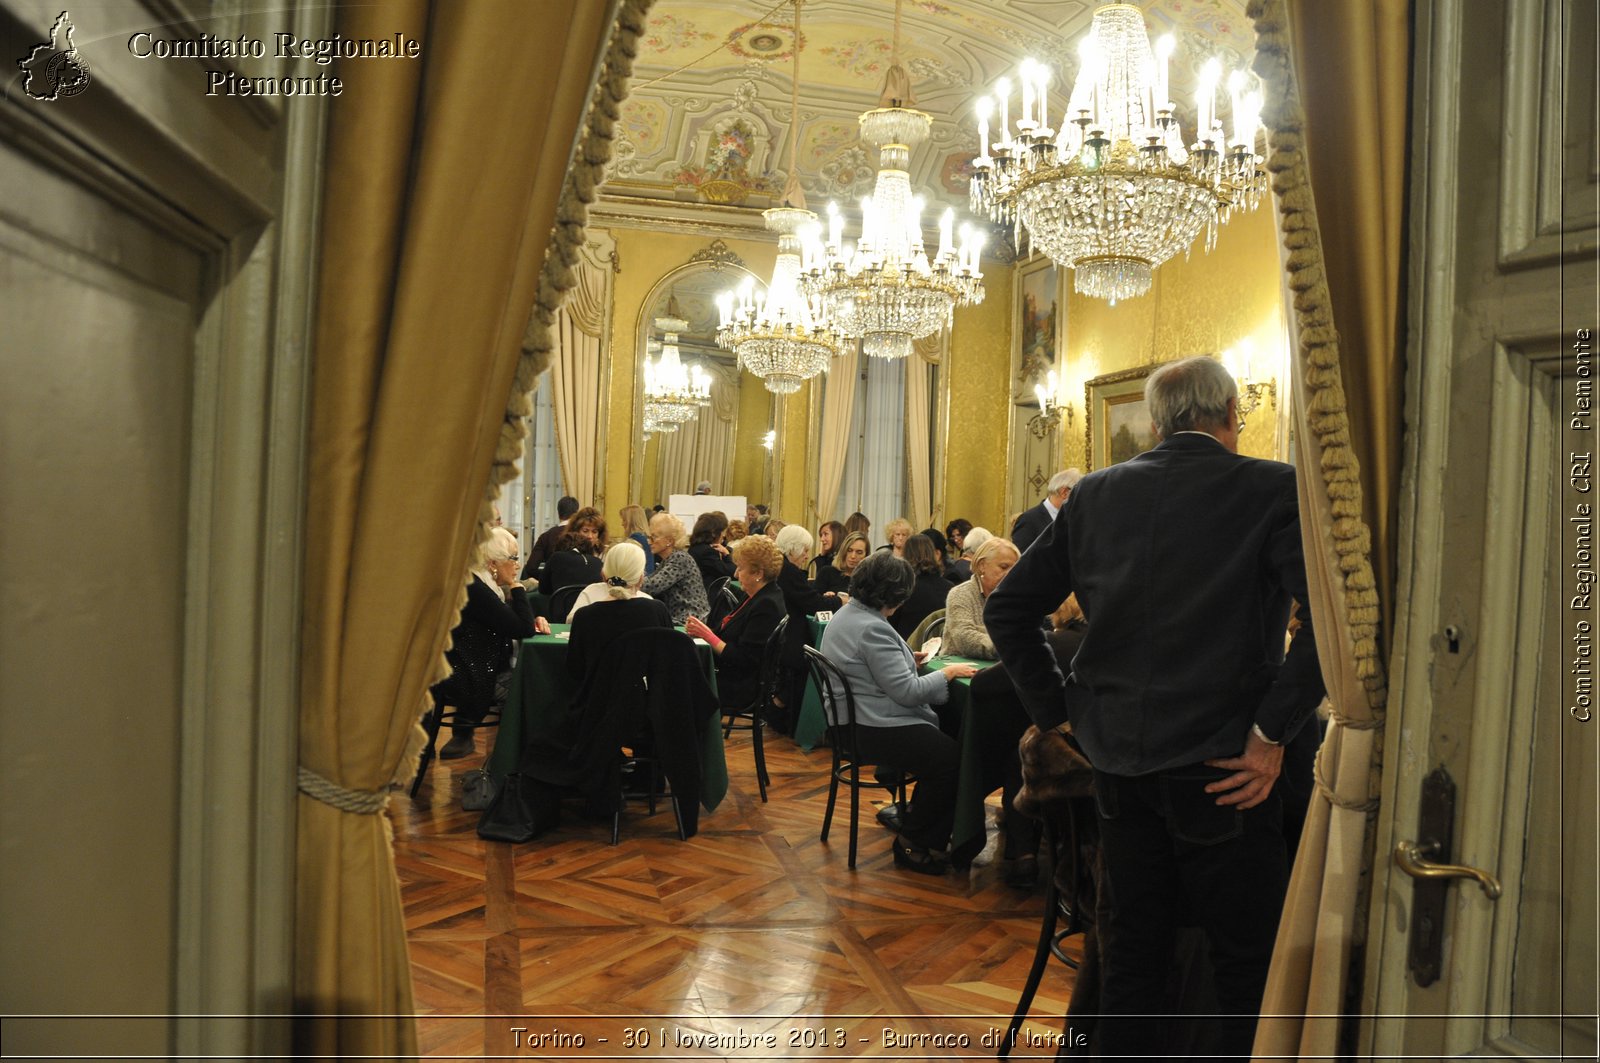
[617,503,656,575]
[816,553,978,874]
[642,511,709,625]
[942,535,1018,658]
[889,533,952,641]
[432,527,546,759]
[878,517,913,557]
[772,525,846,732]
[686,511,736,598]
[566,541,659,621]
[685,535,787,713]
[813,520,845,574]
[566,541,673,698]
[537,506,606,596]
[946,523,986,586]
[815,530,868,596]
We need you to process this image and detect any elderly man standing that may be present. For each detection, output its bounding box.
[985,355,1324,1062]
[1010,467,1080,554]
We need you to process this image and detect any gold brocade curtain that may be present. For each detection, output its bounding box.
[294,0,624,1055]
[1245,1,1408,1059]
[904,335,940,526]
[816,343,861,521]
[550,245,610,500]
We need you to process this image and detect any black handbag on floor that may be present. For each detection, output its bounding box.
[476,772,560,843]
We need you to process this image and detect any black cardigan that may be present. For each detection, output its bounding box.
[712,580,786,708]
[433,577,536,718]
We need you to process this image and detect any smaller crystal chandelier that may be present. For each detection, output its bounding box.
[642,302,711,436]
[798,0,985,360]
[716,0,841,395]
[969,4,1267,303]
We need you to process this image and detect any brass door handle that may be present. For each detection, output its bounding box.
[1394,839,1502,899]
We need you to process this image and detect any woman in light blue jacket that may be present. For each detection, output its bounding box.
[818,552,977,874]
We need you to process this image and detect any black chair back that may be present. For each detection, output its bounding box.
[801,643,909,868]
[548,582,584,623]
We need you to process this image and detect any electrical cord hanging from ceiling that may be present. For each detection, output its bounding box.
[630,0,798,94]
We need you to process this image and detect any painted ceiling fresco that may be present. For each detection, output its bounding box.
[607,0,1257,217]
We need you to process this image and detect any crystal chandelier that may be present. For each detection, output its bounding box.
[798,0,985,360]
[642,303,711,436]
[969,4,1266,303]
[715,0,841,395]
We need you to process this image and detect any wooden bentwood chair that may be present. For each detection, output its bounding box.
[720,614,788,803]
[801,644,914,869]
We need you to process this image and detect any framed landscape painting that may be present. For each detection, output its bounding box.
[1012,254,1061,396]
[1086,365,1160,469]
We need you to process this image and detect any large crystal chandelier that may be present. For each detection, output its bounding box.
[642,303,711,436]
[798,0,985,360]
[969,4,1266,303]
[715,0,840,395]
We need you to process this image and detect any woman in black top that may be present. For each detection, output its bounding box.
[815,531,868,595]
[812,520,845,573]
[890,533,952,640]
[434,527,544,758]
[686,535,786,710]
[539,507,606,596]
[685,510,735,598]
[772,525,844,731]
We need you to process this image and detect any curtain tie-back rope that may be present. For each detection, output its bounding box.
[298,765,390,814]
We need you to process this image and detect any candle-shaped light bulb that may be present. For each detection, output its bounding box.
[970,231,986,274]
[1198,59,1221,139]
[1035,64,1051,130]
[1238,91,1261,153]
[717,291,733,327]
[739,276,755,312]
[1228,70,1247,144]
[827,201,843,250]
[996,77,1012,142]
[1020,59,1038,126]
[938,208,954,262]
[1078,36,1099,122]
[1154,35,1174,111]
[975,95,994,159]
[1035,383,1047,409]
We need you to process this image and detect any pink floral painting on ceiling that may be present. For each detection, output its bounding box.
[644,12,717,54]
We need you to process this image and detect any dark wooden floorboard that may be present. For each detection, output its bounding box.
[394,727,1078,1058]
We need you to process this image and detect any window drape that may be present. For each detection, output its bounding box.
[1245,1,1407,1059]
[658,360,739,499]
[816,344,860,522]
[838,352,908,539]
[294,1,644,1056]
[549,242,611,502]
[904,335,940,527]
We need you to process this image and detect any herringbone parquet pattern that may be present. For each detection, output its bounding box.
[393,727,1081,1059]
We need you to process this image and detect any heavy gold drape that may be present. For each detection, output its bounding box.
[1247,1,1409,1059]
[295,1,615,1055]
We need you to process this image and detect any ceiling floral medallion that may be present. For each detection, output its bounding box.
[671,115,775,205]
[726,21,803,62]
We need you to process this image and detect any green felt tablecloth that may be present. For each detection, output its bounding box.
[487,624,728,811]
[793,615,830,751]
[920,653,993,867]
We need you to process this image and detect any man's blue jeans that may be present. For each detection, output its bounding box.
[1089,764,1288,1062]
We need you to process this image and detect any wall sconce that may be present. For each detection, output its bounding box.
[1028,370,1072,439]
[1222,341,1278,425]
[761,429,777,451]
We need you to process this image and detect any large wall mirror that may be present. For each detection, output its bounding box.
[630,258,770,507]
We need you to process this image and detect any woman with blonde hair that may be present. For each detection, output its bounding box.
[942,535,1020,659]
[686,535,787,711]
[880,517,914,557]
[815,529,868,595]
[642,510,709,625]
[618,503,655,575]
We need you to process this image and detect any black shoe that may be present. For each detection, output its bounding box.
[875,804,904,832]
[1005,853,1039,889]
[438,733,475,760]
[892,836,949,876]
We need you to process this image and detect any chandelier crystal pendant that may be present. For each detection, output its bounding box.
[798,0,985,360]
[715,0,841,395]
[969,3,1266,303]
[642,307,711,436]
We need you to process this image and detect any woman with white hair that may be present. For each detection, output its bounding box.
[879,517,914,557]
[566,542,673,691]
[565,541,657,621]
[942,535,1019,659]
[431,526,547,759]
[642,510,709,625]
[772,524,845,731]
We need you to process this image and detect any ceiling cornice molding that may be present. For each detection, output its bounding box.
[592,192,779,240]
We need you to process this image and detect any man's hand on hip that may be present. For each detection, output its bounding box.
[1203,730,1285,809]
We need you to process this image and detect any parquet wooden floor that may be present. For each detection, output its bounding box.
[392,728,1082,1060]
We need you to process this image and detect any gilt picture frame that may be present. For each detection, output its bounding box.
[1012,254,1062,399]
[1085,364,1160,469]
